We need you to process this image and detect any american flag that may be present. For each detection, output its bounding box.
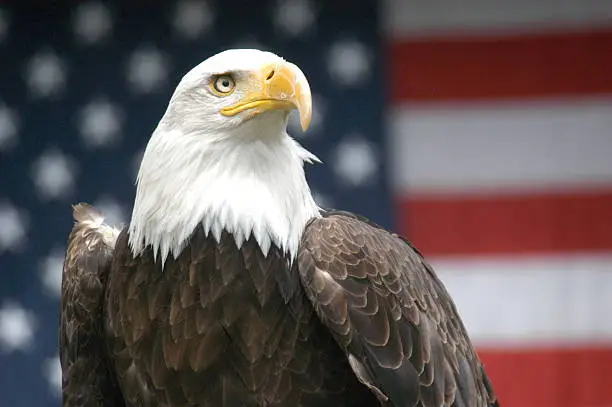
[0,1,610,407]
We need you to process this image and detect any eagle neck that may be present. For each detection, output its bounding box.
[128,124,321,267]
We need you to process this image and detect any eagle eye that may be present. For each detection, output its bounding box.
[211,74,236,96]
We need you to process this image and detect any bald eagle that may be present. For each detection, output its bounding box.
[60,49,499,407]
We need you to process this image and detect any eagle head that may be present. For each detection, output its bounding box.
[162,49,313,137]
[129,49,321,266]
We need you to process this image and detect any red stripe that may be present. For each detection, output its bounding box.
[478,346,612,407]
[397,189,612,256]
[388,29,612,103]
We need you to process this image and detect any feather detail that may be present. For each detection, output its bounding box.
[297,210,500,407]
[129,117,320,268]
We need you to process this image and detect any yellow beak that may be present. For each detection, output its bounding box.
[219,61,312,131]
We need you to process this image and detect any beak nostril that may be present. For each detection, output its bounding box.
[266,70,275,81]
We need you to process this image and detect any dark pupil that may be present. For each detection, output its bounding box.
[221,79,230,88]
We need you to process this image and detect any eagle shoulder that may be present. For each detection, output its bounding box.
[296,210,499,407]
[60,203,124,407]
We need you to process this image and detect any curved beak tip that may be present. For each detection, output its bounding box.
[219,59,314,131]
[289,63,312,132]
[299,107,312,132]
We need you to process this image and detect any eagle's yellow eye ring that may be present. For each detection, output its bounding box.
[210,74,236,96]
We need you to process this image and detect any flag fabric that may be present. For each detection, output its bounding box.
[0,2,391,407]
[384,1,612,406]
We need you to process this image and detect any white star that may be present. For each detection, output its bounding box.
[32,149,78,200]
[327,40,371,87]
[25,50,67,98]
[43,355,62,395]
[333,136,378,187]
[40,247,65,298]
[173,0,214,40]
[312,190,333,209]
[0,9,9,43]
[0,201,28,253]
[127,46,169,94]
[78,98,123,148]
[93,195,127,226]
[0,301,36,352]
[287,93,327,137]
[274,0,316,37]
[0,103,19,151]
[73,2,112,45]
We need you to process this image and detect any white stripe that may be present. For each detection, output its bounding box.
[383,0,612,38]
[388,98,612,193]
[432,253,612,346]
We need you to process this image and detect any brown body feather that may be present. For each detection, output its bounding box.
[61,205,499,407]
[60,204,125,407]
[297,211,499,407]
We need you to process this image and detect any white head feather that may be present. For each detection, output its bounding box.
[128,49,321,266]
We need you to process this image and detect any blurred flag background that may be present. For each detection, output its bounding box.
[0,1,611,407]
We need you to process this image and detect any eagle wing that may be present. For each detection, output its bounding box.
[60,203,125,407]
[296,211,499,407]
